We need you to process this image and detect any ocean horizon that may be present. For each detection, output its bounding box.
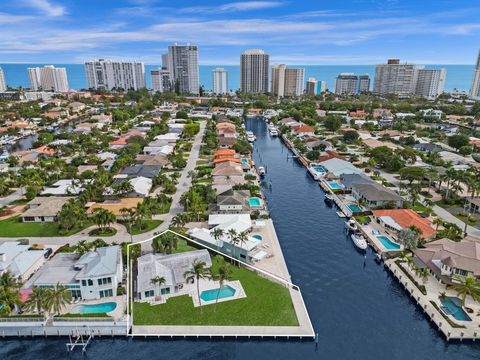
[0,63,475,93]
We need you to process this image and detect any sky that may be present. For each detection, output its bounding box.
[1,0,480,65]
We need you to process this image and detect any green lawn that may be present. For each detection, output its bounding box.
[128,220,163,235]
[133,256,299,326]
[0,216,90,237]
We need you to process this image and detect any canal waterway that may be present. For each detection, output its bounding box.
[0,118,479,359]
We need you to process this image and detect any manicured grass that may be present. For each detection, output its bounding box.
[133,257,299,326]
[89,227,117,237]
[128,220,163,235]
[0,216,90,237]
[354,215,370,224]
[174,238,196,254]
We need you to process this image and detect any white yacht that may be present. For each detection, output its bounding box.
[269,127,278,137]
[258,166,266,176]
[345,219,357,232]
[351,233,368,251]
[246,131,256,142]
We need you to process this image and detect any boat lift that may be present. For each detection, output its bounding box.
[66,328,94,353]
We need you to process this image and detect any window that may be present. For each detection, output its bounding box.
[82,280,87,286]
[97,277,113,286]
[160,288,170,295]
[87,279,93,286]
[71,289,81,298]
[99,289,113,298]
[144,290,154,298]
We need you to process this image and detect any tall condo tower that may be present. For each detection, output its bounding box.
[212,68,228,95]
[167,44,199,95]
[240,49,269,94]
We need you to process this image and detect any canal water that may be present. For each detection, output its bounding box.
[1,118,479,359]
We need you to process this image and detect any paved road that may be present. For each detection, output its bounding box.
[0,122,206,245]
[0,188,23,207]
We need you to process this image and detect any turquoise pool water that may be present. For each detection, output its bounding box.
[314,166,326,174]
[440,297,472,321]
[241,159,247,164]
[252,234,263,241]
[200,286,236,302]
[328,181,342,190]
[77,302,117,314]
[376,236,401,250]
[348,204,362,213]
[249,197,261,207]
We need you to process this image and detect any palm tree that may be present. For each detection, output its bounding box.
[227,229,238,264]
[433,217,444,232]
[183,259,212,312]
[0,271,20,289]
[150,276,166,298]
[212,257,232,310]
[92,208,116,231]
[448,275,480,306]
[0,285,21,315]
[24,287,49,315]
[44,283,72,316]
[236,231,249,265]
[212,228,224,246]
[73,240,92,257]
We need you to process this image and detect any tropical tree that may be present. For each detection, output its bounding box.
[212,228,224,246]
[92,208,116,231]
[397,228,419,250]
[183,259,212,312]
[0,285,21,315]
[212,257,232,310]
[44,284,72,316]
[150,276,166,298]
[73,240,92,257]
[448,275,480,306]
[24,287,49,315]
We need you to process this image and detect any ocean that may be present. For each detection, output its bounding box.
[0,64,475,92]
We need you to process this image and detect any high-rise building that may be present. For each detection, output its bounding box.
[161,54,169,70]
[415,69,446,100]
[373,59,422,96]
[306,77,318,96]
[240,49,269,94]
[358,75,371,93]
[335,73,358,95]
[319,81,327,93]
[212,68,228,95]
[27,65,69,92]
[470,50,480,98]
[85,60,146,91]
[151,69,171,93]
[271,64,304,97]
[167,44,199,94]
[0,67,6,92]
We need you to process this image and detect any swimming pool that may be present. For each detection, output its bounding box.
[440,297,472,321]
[347,204,362,213]
[314,166,326,174]
[249,197,261,207]
[376,236,401,250]
[252,234,263,241]
[200,286,236,302]
[241,158,248,164]
[75,302,117,314]
[327,181,343,190]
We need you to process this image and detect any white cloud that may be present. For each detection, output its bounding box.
[26,0,65,17]
[180,1,283,14]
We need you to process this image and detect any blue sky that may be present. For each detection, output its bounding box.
[1,0,480,64]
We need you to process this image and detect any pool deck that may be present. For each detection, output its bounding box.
[385,259,480,341]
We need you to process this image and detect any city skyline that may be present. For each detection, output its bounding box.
[1,0,480,65]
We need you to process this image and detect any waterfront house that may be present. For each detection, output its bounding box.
[318,150,346,162]
[0,242,47,281]
[29,246,122,300]
[213,149,241,164]
[212,161,244,177]
[218,135,237,149]
[351,182,403,209]
[413,238,480,285]
[22,196,72,223]
[340,173,375,191]
[292,125,315,137]
[136,250,212,302]
[371,209,436,239]
[319,158,361,177]
[209,189,250,214]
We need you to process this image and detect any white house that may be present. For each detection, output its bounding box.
[0,242,47,282]
[29,246,122,300]
[136,249,212,301]
[41,179,88,196]
[22,197,71,223]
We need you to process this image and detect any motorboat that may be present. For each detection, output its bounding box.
[269,127,278,136]
[324,193,334,203]
[307,163,326,180]
[258,166,266,177]
[345,219,357,232]
[374,253,382,264]
[246,131,256,142]
[351,233,368,251]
